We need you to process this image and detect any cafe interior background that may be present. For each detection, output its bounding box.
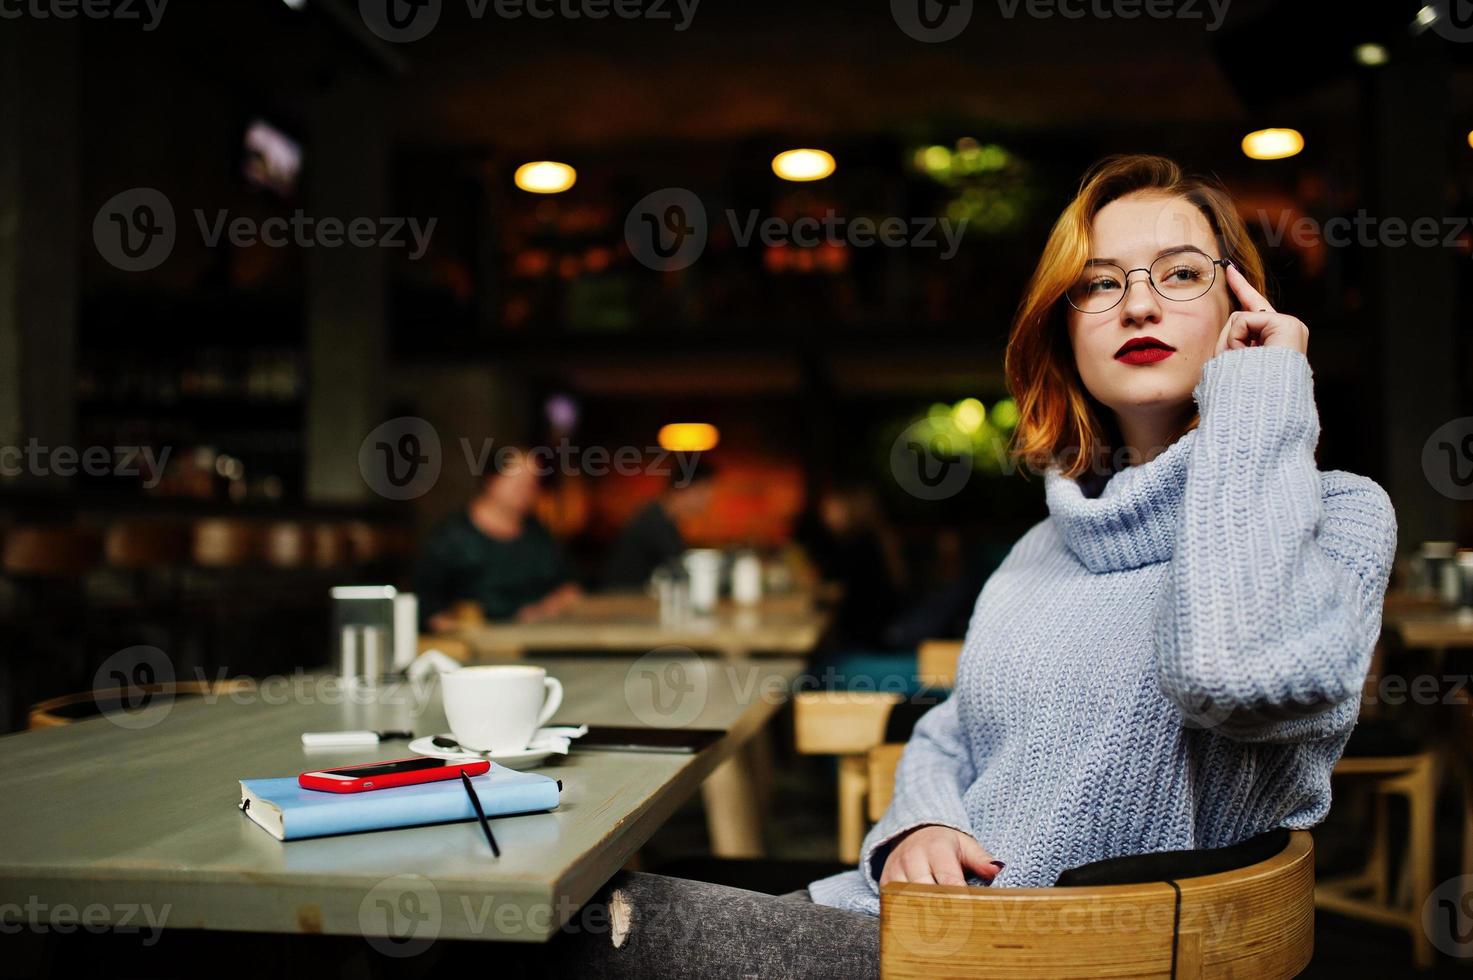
[1,0,1472,974]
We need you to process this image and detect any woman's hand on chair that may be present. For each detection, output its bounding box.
[879,825,1002,886]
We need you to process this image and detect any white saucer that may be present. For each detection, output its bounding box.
[409,729,582,770]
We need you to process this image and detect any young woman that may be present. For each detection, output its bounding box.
[539,154,1398,978]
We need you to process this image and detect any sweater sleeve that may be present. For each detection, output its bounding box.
[1153,346,1398,744]
[855,693,978,891]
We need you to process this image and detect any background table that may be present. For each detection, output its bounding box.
[454,592,831,660]
[0,655,805,942]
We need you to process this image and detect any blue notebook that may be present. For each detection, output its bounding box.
[238,763,561,841]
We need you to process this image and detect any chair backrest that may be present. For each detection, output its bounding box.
[916,639,963,689]
[28,679,254,729]
[793,691,903,755]
[880,830,1315,979]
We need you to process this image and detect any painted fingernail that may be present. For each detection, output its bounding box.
[1223,257,1233,267]
[990,861,1005,870]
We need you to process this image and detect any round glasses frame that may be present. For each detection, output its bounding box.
[1065,250,1231,314]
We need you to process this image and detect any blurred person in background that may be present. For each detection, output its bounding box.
[794,484,906,644]
[602,455,717,589]
[414,447,583,630]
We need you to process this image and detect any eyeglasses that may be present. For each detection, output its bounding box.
[1065,247,1230,314]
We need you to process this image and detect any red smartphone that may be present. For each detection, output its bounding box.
[298,756,490,793]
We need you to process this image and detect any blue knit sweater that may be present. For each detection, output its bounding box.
[808,346,1399,916]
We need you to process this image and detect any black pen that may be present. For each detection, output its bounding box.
[460,770,501,857]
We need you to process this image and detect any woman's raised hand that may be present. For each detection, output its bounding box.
[879,825,1003,886]
[1216,262,1309,356]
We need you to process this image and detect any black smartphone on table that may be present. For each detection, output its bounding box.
[569,726,726,754]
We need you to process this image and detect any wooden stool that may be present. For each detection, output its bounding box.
[1315,737,1437,969]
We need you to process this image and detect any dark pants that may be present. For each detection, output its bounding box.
[536,872,880,979]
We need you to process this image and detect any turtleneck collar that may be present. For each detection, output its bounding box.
[1043,429,1198,573]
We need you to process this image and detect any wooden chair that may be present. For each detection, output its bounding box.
[1315,750,1436,969]
[916,639,963,689]
[880,826,1316,979]
[793,638,964,862]
[1311,631,1437,969]
[794,689,904,862]
[28,677,253,729]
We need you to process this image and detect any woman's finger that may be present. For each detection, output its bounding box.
[1224,261,1275,315]
[956,836,1000,879]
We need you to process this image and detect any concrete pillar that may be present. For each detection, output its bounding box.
[0,20,80,489]
[1369,33,1464,549]
[304,76,389,503]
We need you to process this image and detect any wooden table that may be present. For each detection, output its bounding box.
[0,655,805,943]
[453,591,830,660]
[1382,607,1473,650]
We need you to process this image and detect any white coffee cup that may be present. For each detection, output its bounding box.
[441,665,564,753]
